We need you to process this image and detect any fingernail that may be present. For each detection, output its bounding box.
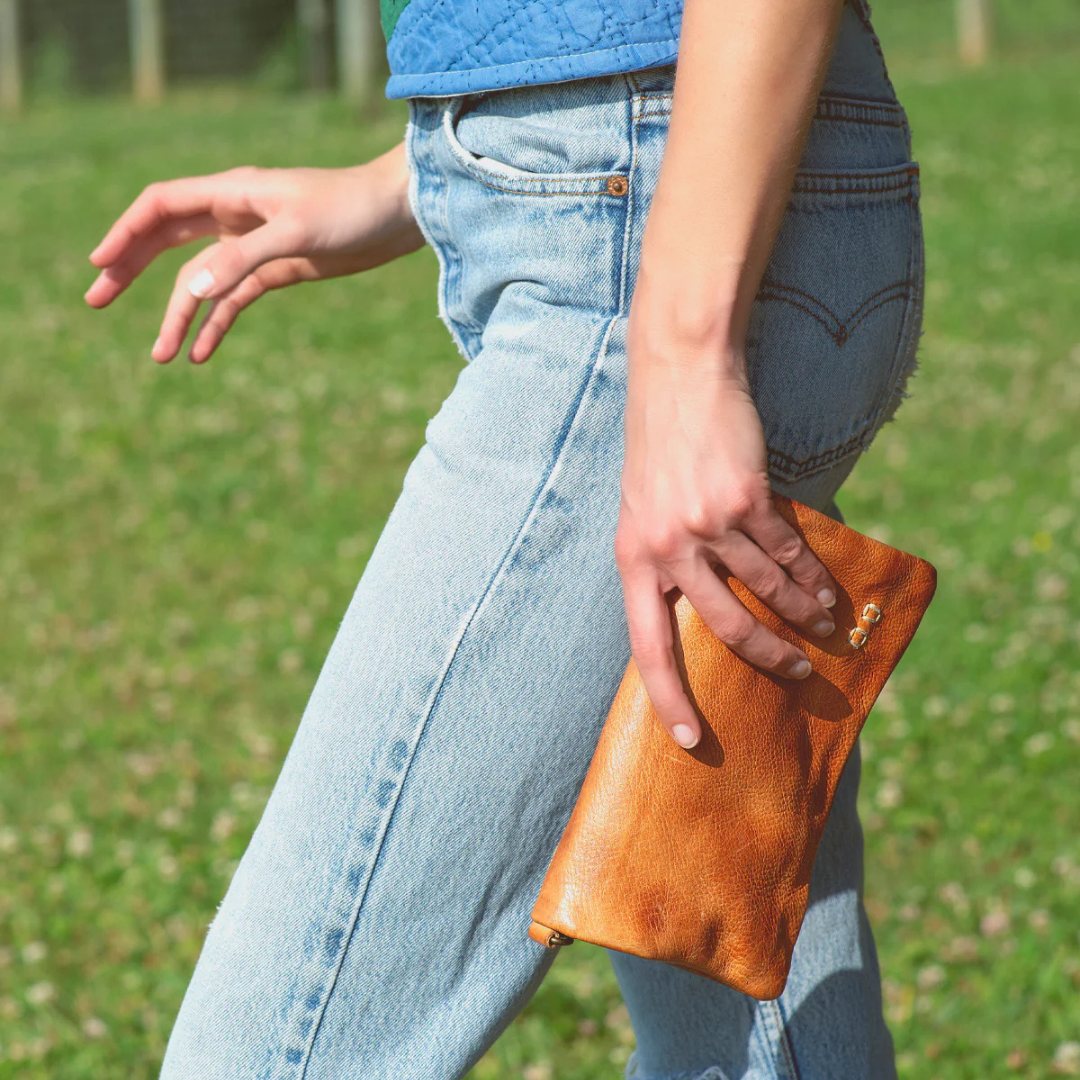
[672,724,699,749]
[188,268,216,299]
[817,589,836,608]
[813,619,835,638]
[788,659,812,679]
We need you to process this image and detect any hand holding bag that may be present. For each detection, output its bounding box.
[528,495,937,1000]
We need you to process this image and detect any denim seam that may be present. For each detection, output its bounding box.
[637,94,908,126]
[772,998,804,1080]
[284,114,637,1073]
[848,0,901,104]
[757,280,913,346]
[406,103,482,356]
[757,999,796,1080]
[289,314,630,1080]
[873,174,924,431]
[441,97,631,196]
[760,172,921,482]
[621,86,647,313]
[790,164,919,195]
[437,119,485,349]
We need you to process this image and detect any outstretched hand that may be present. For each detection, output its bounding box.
[85,143,424,363]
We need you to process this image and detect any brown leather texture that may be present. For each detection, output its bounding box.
[529,495,937,1000]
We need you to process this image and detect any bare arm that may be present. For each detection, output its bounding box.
[617,0,846,748]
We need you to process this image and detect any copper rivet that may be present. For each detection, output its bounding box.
[606,176,628,197]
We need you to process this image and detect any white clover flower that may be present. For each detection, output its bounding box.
[26,981,55,1006]
[82,1017,107,1039]
[66,827,93,858]
[21,941,47,964]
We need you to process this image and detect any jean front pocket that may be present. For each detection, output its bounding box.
[441,84,633,197]
[748,162,924,483]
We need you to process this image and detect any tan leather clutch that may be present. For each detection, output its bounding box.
[529,495,937,1000]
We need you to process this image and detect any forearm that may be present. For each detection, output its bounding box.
[636,0,845,367]
[369,140,421,243]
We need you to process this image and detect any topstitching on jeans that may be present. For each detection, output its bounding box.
[283,152,640,1080]
[403,103,481,359]
[442,97,635,196]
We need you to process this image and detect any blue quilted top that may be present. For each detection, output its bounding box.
[383,0,683,100]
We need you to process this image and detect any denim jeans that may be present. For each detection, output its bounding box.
[159,2,923,1077]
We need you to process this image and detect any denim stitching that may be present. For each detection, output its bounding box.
[757,280,913,345]
[442,96,631,196]
[771,998,804,1080]
[757,1000,783,1080]
[762,253,920,480]
[755,999,799,1080]
[289,332,625,1080]
[757,157,919,480]
[793,180,914,199]
[287,116,639,1080]
[873,167,925,429]
[622,86,649,313]
[439,130,485,351]
[790,165,918,195]
[847,0,901,103]
[639,95,908,127]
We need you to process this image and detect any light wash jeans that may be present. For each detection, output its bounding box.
[160,2,923,1077]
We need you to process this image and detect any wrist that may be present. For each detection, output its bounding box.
[374,141,416,227]
[629,258,750,380]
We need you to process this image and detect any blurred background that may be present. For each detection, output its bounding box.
[0,1,1078,1078]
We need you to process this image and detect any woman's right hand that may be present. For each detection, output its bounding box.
[84,141,425,363]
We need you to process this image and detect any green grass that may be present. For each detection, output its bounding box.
[1,45,1079,1080]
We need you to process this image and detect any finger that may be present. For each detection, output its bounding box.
[84,213,218,308]
[621,567,702,749]
[90,173,251,268]
[152,249,220,363]
[678,557,812,681]
[182,218,302,303]
[745,504,837,609]
[187,273,270,363]
[708,533,835,638]
[188,257,313,362]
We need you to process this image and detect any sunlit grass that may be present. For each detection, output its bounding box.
[1,48,1078,1080]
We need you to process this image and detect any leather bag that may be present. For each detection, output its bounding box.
[528,495,937,1000]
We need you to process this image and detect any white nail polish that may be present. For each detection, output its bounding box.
[188,268,215,299]
[788,659,812,679]
[671,724,699,749]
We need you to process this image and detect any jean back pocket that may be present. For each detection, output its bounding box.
[749,162,924,482]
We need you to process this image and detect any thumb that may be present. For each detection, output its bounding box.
[186,217,302,301]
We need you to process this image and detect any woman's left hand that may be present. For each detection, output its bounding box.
[615,289,838,751]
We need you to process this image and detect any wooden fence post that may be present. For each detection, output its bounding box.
[336,0,380,106]
[129,0,165,101]
[298,0,333,90]
[956,0,991,66]
[0,0,21,114]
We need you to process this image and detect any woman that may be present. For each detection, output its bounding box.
[86,0,922,1075]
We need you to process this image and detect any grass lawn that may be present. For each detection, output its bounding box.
[1,39,1079,1080]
